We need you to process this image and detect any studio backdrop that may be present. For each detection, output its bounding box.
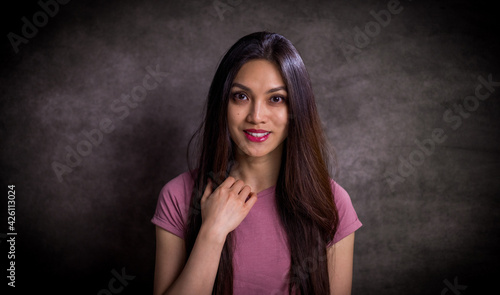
[1,0,499,294]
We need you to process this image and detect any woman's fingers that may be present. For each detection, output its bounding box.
[229,179,245,193]
[204,175,254,203]
[244,192,258,207]
[220,176,236,188]
[238,184,252,201]
[200,175,258,235]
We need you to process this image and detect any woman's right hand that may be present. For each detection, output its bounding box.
[200,176,258,241]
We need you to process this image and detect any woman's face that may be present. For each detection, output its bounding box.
[227,59,289,160]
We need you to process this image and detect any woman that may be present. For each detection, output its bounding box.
[152,31,362,294]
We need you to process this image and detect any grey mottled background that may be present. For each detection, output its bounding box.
[1,0,499,294]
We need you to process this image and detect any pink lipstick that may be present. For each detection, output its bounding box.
[244,129,270,142]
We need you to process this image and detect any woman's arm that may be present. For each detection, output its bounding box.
[327,232,355,295]
[153,177,258,295]
[153,224,226,295]
[153,227,186,295]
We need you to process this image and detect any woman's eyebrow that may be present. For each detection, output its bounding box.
[231,82,287,94]
[266,86,287,94]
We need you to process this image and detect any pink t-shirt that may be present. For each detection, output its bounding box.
[151,171,362,294]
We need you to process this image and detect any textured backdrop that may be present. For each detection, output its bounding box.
[1,0,499,294]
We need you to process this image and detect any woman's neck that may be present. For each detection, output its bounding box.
[230,145,283,193]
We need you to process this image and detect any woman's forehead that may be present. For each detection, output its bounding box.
[232,60,286,93]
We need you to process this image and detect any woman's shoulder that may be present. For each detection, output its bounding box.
[329,179,350,198]
[329,179,355,210]
[159,170,196,199]
[329,178,362,244]
[153,171,196,238]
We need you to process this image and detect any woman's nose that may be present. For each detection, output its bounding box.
[247,100,266,124]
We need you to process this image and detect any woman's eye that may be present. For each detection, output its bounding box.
[270,96,285,103]
[233,93,248,100]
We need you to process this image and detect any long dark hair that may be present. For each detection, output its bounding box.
[185,31,339,294]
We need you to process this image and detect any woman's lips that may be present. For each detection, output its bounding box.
[244,129,270,142]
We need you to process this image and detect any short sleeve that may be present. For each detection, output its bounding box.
[151,172,194,239]
[330,180,362,245]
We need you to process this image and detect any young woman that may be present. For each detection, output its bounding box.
[152,31,362,295]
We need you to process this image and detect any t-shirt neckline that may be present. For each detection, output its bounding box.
[257,185,275,197]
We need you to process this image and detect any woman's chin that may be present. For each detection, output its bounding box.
[236,146,270,159]
[234,140,285,160]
